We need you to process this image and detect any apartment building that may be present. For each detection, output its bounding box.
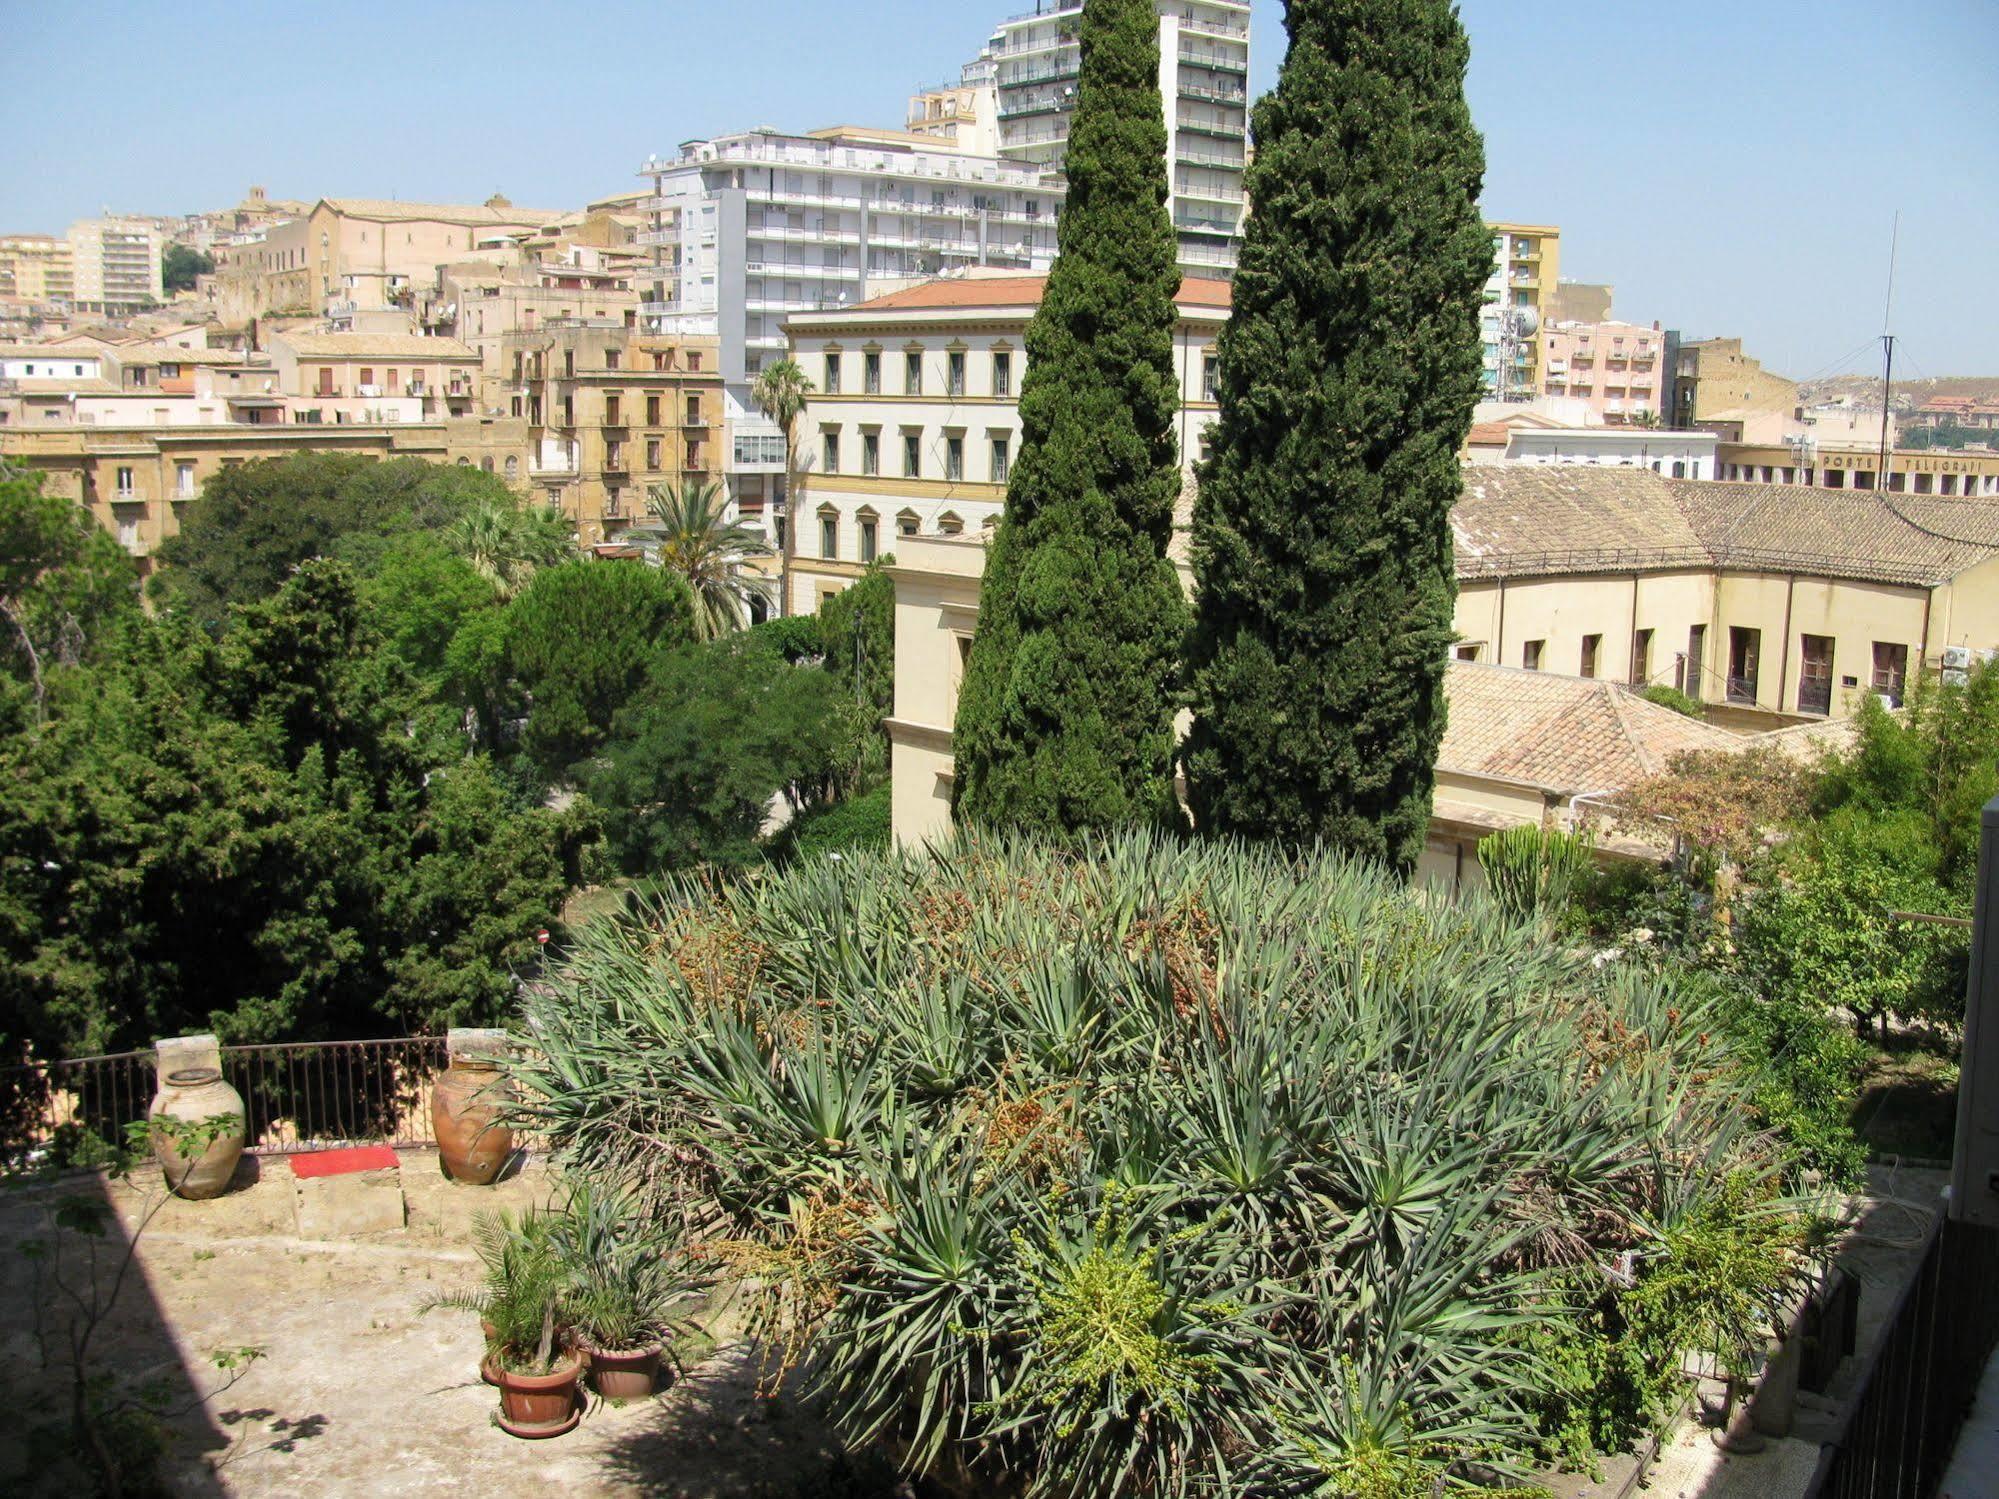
[782,272,1229,616]
[218,196,562,324]
[985,0,1250,279]
[1483,425,1718,480]
[1715,442,1999,498]
[67,217,165,313]
[636,127,1064,530]
[1908,396,1999,436]
[502,322,724,546]
[908,52,1002,157]
[269,332,481,423]
[1481,222,1561,400]
[1539,320,1665,424]
[0,235,76,304]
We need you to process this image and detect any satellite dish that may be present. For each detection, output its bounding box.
[1511,307,1540,337]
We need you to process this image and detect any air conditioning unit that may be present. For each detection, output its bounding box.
[1945,645,1973,670]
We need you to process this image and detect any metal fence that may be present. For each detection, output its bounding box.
[1803,1213,1999,1499]
[0,1037,450,1165]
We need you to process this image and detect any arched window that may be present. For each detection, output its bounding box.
[504,456,520,481]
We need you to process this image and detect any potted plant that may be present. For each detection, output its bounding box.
[553,1182,706,1402]
[423,1208,582,1438]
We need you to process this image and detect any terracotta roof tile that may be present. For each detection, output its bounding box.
[273,332,479,360]
[1440,662,1745,793]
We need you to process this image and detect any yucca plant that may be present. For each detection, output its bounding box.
[1478,823,1597,930]
[508,829,1803,1493]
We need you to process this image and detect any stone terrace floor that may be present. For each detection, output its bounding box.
[0,1151,1948,1498]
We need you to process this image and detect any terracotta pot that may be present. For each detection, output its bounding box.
[479,1319,500,1385]
[493,1350,581,1438]
[148,1067,247,1200]
[431,1055,513,1185]
[583,1339,665,1401]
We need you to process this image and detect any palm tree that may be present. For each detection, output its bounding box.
[750,357,813,616]
[635,478,775,640]
[447,499,572,598]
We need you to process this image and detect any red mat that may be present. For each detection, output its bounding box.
[289,1145,400,1179]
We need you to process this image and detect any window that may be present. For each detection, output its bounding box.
[1800,634,1834,715]
[992,351,1011,398]
[1871,641,1908,707]
[1580,634,1602,679]
[937,512,964,536]
[905,350,923,395]
[823,352,841,394]
[862,431,880,476]
[505,456,519,481]
[1202,354,1219,402]
[946,435,964,481]
[947,350,966,397]
[904,432,921,478]
[864,350,881,395]
[1727,626,1761,704]
[687,351,701,371]
[646,394,661,425]
[605,349,621,371]
[176,461,195,498]
[822,430,840,473]
[1686,625,1707,700]
[115,465,134,497]
[860,517,877,564]
[1671,460,1686,479]
[820,514,838,559]
[564,351,575,377]
[685,395,702,425]
[898,511,919,537]
[1454,642,1482,662]
[1630,628,1653,686]
[991,435,1010,484]
[360,367,374,387]
[1523,639,1544,671]
[605,395,621,425]
[646,438,662,468]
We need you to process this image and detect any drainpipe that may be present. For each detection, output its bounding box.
[1495,576,1508,666]
[1776,574,1797,713]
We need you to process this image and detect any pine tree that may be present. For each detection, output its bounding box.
[1182,0,1490,873]
[951,0,1187,835]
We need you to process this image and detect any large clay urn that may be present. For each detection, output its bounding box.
[148,1067,247,1199]
[432,1054,513,1184]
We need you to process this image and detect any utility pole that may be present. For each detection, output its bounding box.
[1877,212,1900,495]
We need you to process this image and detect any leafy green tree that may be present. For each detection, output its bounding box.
[506,561,696,776]
[951,0,1186,836]
[819,560,895,791]
[444,497,573,600]
[155,454,515,623]
[587,636,842,874]
[1182,0,1491,873]
[633,478,775,639]
[1,470,138,725]
[351,531,501,693]
[162,243,214,294]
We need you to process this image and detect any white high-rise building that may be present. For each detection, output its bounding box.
[987,0,1250,279]
[67,216,165,313]
[637,127,1063,527]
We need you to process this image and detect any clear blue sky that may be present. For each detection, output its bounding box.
[2,1,1993,375]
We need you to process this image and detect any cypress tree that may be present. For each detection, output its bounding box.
[1182,0,1490,873]
[950,0,1187,836]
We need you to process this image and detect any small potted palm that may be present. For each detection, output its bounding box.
[424,1208,584,1438]
[553,1182,706,1402]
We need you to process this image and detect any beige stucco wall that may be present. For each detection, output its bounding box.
[1454,570,1713,689]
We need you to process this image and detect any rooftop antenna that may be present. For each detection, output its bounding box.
[1877,212,1899,493]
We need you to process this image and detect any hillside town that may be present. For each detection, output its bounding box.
[4,4,1998,1498]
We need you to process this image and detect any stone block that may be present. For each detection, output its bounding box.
[291,1147,406,1238]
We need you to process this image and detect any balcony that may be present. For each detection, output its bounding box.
[1179,81,1246,106]
[998,97,1071,121]
[1175,146,1245,171]
[635,229,678,247]
[1175,115,1246,140]
[1726,675,1759,706]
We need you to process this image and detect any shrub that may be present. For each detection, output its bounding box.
[772,783,892,866]
[1640,684,1703,718]
[514,832,1793,1493]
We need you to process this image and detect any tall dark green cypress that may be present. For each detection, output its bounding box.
[1182,0,1490,873]
[950,0,1186,836]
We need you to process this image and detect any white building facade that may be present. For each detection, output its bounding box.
[637,128,1064,528]
[1501,426,1719,481]
[782,272,1229,617]
[986,0,1251,279]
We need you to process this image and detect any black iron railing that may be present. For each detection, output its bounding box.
[0,1037,451,1165]
[1804,1214,1999,1498]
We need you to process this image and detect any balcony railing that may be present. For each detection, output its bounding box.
[1726,674,1760,706]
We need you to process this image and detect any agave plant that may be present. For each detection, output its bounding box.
[507,830,1806,1494]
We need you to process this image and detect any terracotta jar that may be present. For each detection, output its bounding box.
[432,1054,513,1185]
[148,1067,247,1200]
[492,1350,582,1438]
